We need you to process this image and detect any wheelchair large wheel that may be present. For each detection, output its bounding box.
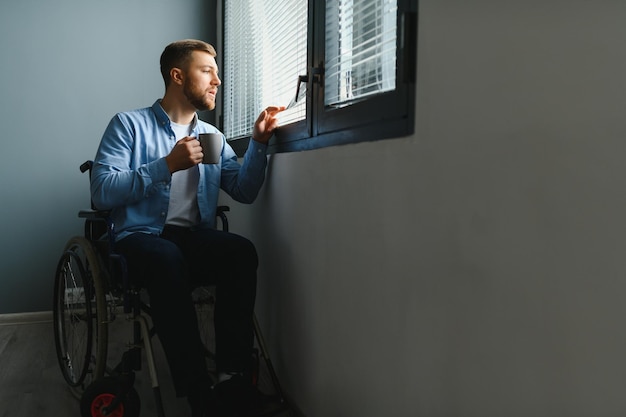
[53,236,108,391]
[80,376,140,417]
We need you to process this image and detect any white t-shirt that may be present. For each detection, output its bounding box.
[166,122,200,227]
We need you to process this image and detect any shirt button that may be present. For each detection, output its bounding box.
[160,212,166,217]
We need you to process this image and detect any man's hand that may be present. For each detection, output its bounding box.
[252,106,286,145]
[165,136,203,173]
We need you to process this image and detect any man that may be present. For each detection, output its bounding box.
[91,39,284,416]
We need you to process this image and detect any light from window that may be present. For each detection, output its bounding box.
[223,0,308,139]
[325,0,398,107]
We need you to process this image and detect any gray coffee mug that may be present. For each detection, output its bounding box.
[198,133,223,164]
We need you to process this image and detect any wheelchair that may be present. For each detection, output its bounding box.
[53,161,291,417]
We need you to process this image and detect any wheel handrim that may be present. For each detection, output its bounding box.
[55,251,93,386]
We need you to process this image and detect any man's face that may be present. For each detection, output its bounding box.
[182,50,221,111]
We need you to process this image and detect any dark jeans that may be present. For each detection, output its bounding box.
[115,225,258,397]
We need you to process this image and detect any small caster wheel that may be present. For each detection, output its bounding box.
[80,376,140,417]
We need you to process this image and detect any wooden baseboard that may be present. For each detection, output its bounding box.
[0,311,53,325]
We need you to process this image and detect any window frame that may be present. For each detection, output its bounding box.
[221,0,418,156]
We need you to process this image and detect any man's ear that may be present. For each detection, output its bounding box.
[170,68,184,86]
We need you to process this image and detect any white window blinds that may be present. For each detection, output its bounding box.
[223,0,308,140]
[324,0,397,107]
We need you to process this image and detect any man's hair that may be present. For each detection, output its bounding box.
[160,39,217,87]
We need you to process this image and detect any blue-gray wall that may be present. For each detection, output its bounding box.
[0,0,215,313]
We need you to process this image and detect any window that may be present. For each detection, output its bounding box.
[324,0,397,106]
[221,0,417,155]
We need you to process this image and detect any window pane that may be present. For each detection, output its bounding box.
[325,0,397,107]
[223,0,308,140]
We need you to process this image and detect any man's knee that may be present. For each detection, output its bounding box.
[116,233,186,285]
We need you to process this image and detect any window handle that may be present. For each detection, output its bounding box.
[287,75,308,109]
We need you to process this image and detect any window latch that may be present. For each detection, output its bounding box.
[311,66,323,83]
[287,75,308,109]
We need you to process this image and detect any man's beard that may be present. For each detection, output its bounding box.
[184,82,215,111]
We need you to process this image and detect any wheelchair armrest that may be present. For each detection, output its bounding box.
[79,207,226,222]
[79,209,112,243]
[216,206,230,232]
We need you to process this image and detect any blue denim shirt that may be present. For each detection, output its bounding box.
[91,100,267,241]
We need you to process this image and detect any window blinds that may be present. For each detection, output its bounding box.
[223,0,308,140]
[223,0,398,140]
[325,0,397,107]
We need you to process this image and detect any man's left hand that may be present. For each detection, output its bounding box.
[252,106,286,144]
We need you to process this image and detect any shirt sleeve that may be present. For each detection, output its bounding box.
[91,113,171,210]
[219,138,268,203]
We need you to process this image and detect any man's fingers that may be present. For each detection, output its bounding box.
[260,106,286,119]
[266,106,286,116]
[255,110,268,124]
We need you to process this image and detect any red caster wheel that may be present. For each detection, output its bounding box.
[80,377,140,417]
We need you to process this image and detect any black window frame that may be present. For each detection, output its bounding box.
[222,0,418,156]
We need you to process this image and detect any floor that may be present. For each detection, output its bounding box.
[0,312,295,417]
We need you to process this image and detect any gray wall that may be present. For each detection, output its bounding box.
[0,0,215,313]
[221,1,626,416]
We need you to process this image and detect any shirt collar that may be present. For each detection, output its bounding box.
[152,99,199,132]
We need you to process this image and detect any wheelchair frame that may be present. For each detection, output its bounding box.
[53,161,290,417]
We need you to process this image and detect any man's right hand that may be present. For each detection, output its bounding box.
[165,136,203,173]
